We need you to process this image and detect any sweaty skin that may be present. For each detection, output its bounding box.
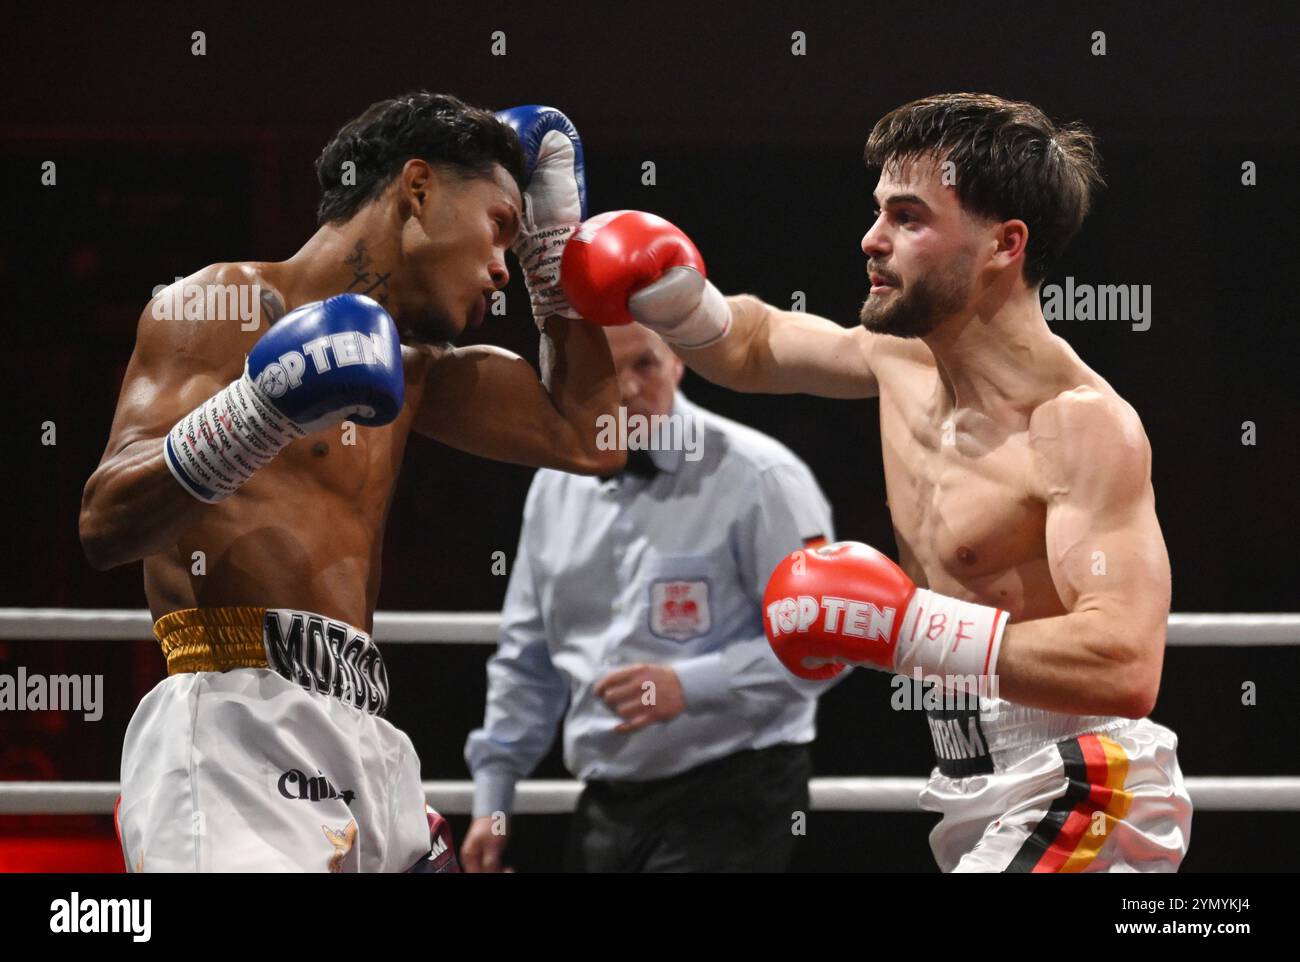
[80,164,623,632]
[675,162,1169,719]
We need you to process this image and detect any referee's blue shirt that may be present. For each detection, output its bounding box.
[466,393,836,817]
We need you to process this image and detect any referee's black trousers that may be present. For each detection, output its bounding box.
[564,743,812,873]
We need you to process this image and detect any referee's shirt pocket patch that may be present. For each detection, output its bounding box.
[648,576,712,642]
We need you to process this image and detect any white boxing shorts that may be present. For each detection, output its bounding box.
[918,699,1192,873]
[117,607,457,873]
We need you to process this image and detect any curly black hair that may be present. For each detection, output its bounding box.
[315,91,525,225]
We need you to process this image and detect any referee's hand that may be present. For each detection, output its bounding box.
[595,663,686,733]
[461,815,512,873]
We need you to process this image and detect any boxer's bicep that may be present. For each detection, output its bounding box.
[1035,392,1171,647]
[412,344,603,471]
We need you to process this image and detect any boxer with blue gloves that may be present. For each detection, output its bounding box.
[81,92,621,873]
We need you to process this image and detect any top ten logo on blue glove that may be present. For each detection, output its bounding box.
[248,294,405,430]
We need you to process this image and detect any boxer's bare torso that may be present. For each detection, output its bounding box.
[87,255,619,633]
[869,333,1150,622]
[157,288,434,631]
[674,287,1170,711]
[106,262,433,630]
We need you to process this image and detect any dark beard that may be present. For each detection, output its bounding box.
[859,254,974,339]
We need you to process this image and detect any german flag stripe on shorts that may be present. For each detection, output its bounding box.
[1003,733,1134,873]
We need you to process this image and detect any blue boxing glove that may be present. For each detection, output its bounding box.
[495,105,587,324]
[164,294,404,503]
[246,294,403,430]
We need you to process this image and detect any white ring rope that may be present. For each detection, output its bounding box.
[2,609,1297,645]
[0,777,1297,815]
[2,609,1296,815]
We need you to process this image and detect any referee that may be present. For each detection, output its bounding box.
[462,323,839,872]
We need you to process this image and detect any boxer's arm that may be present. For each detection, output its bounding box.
[995,390,1171,718]
[79,284,244,569]
[675,294,881,399]
[412,316,624,474]
[565,211,880,397]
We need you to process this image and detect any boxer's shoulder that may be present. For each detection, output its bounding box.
[135,262,280,373]
[141,261,285,327]
[1027,385,1149,497]
[1029,384,1141,440]
[156,261,276,297]
[401,340,517,385]
[396,341,451,408]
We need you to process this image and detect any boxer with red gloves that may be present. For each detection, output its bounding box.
[559,94,1191,873]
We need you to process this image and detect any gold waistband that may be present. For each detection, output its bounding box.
[153,607,269,675]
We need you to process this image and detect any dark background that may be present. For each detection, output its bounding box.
[2,2,1297,871]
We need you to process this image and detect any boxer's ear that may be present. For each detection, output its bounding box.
[398,158,438,216]
[989,218,1029,275]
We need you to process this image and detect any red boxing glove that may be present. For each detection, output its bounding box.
[560,210,705,327]
[763,541,1008,689]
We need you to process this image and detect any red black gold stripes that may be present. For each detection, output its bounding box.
[1004,733,1134,873]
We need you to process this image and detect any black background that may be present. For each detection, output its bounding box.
[1,2,1297,871]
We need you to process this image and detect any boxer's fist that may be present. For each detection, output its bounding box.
[248,294,404,433]
[763,541,917,680]
[763,541,1009,686]
[560,210,731,347]
[164,293,404,503]
[495,105,587,322]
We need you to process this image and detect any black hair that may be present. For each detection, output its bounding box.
[315,91,525,225]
